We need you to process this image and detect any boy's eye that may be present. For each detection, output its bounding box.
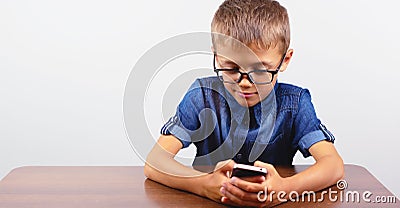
[252,70,268,75]
[221,65,239,70]
[224,69,239,75]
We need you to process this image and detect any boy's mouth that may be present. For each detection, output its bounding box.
[237,91,258,98]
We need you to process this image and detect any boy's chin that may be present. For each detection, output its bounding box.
[235,98,260,108]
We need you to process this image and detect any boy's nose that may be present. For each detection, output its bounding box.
[238,74,253,87]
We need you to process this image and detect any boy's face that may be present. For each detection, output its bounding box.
[215,44,293,107]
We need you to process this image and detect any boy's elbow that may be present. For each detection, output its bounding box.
[334,156,345,181]
[144,149,158,179]
[144,163,153,179]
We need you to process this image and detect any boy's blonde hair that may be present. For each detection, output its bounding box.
[211,0,290,54]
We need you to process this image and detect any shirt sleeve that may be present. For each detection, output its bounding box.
[293,89,335,157]
[160,79,205,148]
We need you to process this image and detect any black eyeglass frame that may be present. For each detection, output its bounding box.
[213,53,286,84]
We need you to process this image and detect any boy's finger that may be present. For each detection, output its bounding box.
[254,161,272,168]
[220,184,264,207]
[254,161,277,175]
[214,159,236,172]
[229,176,265,193]
[240,175,266,183]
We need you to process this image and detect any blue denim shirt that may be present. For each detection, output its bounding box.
[161,77,334,168]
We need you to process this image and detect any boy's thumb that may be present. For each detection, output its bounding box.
[214,159,235,172]
[254,161,276,174]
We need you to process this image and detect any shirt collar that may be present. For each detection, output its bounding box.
[224,82,279,125]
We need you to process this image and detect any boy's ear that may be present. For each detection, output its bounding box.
[211,46,220,68]
[279,49,294,72]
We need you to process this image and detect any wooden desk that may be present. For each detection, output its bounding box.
[0,165,397,207]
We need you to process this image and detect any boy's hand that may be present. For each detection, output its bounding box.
[220,161,289,207]
[201,159,236,203]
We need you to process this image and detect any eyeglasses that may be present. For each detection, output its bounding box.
[213,53,286,85]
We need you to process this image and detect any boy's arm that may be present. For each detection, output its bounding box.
[220,140,344,207]
[282,140,344,192]
[144,134,235,202]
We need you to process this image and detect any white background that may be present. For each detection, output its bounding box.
[1,0,399,198]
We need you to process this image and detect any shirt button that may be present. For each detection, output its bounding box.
[236,153,242,160]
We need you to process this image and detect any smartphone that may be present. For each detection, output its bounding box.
[231,164,267,178]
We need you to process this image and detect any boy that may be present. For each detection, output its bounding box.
[144,0,344,207]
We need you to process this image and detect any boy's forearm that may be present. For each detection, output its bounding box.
[144,138,211,197]
[285,154,344,194]
[144,162,207,196]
